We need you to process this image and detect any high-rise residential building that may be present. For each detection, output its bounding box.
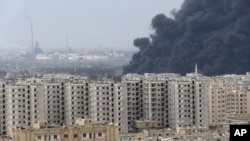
[32,83,47,122]
[0,82,6,134]
[64,80,89,125]
[88,80,127,132]
[113,83,128,133]
[142,77,169,128]
[43,80,65,125]
[206,77,249,126]
[207,79,228,126]
[0,72,250,135]
[168,76,209,130]
[89,80,115,124]
[5,82,32,129]
[235,78,249,116]
[121,74,143,131]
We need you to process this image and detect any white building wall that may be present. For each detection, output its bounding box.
[6,84,31,128]
[43,81,65,125]
[143,79,169,128]
[0,82,7,134]
[65,81,89,125]
[121,75,143,131]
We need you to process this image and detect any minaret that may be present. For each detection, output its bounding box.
[195,63,198,74]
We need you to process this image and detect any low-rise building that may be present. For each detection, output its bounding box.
[10,118,119,141]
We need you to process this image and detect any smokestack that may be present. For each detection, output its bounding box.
[65,34,72,53]
[30,20,34,55]
[65,34,68,52]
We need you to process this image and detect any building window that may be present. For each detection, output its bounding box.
[74,134,77,138]
[54,135,57,139]
[89,133,92,138]
[37,136,41,140]
[83,133,87,138]
[64,134,68,138]
[98,132,102,137]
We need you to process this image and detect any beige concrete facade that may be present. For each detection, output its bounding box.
[207,78,249,126]
[10,119,119,141]
[247,91,250,114]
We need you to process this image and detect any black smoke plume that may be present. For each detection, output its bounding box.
[123,0,250,75]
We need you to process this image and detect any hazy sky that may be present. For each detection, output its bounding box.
[0,0,184,52]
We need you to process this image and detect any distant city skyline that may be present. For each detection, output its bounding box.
[0,0,184,52]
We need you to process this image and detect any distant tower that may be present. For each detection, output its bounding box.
[35,41,39,49]
[65,34,72,53]
[30,21,34,55]
[195,63,198,74]
[65,34,68,53]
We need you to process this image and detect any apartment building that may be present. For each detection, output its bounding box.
[207,76,249,126]
[5,82,32,129]
[0,75,128,134]
[0,72,250,135]
[207,79,227,126]
[0,82,6,134]
[113,83,128,133]
[43,80,65,125]
[88,80,127,133]
[143,78,168,128]
[168,76,208,130]
[89,80,115,124]
[121,74,143,131]
[0,76,67,134]
[235,78,249,115]
[64,80,89,125]
[30,83,46,122]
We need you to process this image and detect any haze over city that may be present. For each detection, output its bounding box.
[0,0,184,51]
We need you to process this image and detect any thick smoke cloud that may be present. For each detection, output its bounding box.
[123,0,250,75]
